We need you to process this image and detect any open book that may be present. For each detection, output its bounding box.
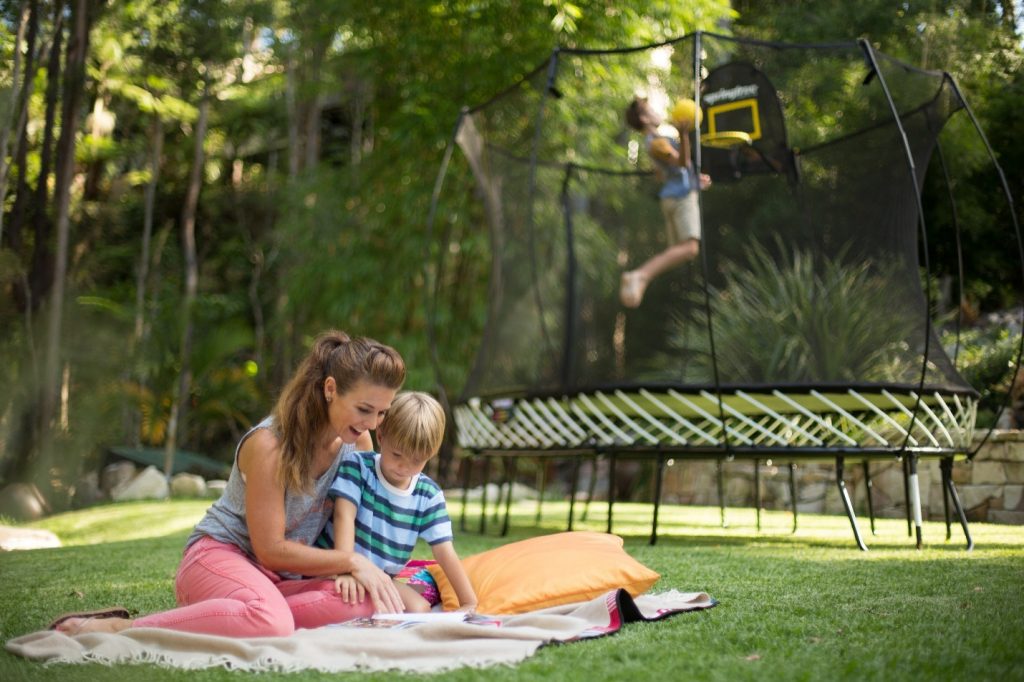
[372,611,468,624]
[334,611,500,629]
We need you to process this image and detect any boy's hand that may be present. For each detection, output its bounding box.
[333,574,366,603]
[350,555,405,613]
[674,119,693,134]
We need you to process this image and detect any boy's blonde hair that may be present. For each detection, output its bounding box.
[378,392,445,461]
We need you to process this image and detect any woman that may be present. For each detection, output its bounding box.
[51,330,408,637]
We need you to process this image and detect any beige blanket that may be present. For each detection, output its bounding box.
[6,589,715,673]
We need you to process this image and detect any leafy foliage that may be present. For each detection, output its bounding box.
[670,239,920,384]
[945,324,1024,427]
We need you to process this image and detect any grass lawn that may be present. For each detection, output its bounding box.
[1,498,1023,681]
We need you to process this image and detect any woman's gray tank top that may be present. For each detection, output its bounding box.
[185,416,353,578]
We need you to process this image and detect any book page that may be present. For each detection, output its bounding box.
[370,611,468,623]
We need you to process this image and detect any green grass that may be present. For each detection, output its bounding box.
[2,499,1023,681]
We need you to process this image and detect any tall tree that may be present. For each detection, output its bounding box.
[163,79,209,475]
[42,0,98,437]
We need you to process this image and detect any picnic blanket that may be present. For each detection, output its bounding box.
[6,589,716,673]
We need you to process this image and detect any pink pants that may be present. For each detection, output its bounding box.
[132,536,373,637]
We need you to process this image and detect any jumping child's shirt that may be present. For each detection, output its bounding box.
[647,133,695,199]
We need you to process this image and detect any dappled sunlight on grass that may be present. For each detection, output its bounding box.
[24,500,213,546]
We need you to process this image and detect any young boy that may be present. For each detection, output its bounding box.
[317,391,477,614]
[620,96,712,308]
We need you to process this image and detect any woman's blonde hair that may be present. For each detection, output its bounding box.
[377,392,446,461]
[272,330,405,491]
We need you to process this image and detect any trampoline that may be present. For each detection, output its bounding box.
[425,33,1023,550]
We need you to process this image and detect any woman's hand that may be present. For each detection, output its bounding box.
[333,574,366,604]
[349,555,404,613]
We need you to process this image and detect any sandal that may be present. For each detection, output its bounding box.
[48,606,131,631]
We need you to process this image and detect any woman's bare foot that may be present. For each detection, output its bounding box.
[56,616,132,635]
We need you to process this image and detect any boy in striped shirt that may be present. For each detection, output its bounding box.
[318,391,477,614]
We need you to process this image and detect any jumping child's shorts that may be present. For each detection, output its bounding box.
[395,559,442,606]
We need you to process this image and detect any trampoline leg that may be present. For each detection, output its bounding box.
[941,457,974,551]
[754,460,762,532]
[941,458,952,541]
[459,452,473,533]
[789,463,798,534]
[863,461,876,536]
[902,456,913,537]
[607,453,617,535]
[493,458,506,525]
[908,454,923,549]
[650,455,664,546]
[567,456,581,532]
[581,456,598,522]
[536,460,546,525]
[717,459,728,528]
[479,456,491,535]
[502,458,517,537]
[836,456,868,551]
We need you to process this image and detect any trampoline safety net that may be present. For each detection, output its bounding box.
[427,34,1014,459]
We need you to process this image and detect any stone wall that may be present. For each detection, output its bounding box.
[651,430,1024,524]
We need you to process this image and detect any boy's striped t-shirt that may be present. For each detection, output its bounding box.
[317,450,453,575]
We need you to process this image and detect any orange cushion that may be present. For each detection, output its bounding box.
[426,531,660,614]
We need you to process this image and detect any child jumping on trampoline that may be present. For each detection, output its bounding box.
[318,391,478,614]
[620,96,711,308]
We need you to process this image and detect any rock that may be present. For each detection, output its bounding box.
[451,482,538,503]
[171,473,207,498]
[111,465,169,501]
[989,510,1024,525]
[206,480,228,498]
[971,461,1007,485]
[101,461,137,495]
[1003,485,1023,511]
[957,484,1001,511]
[71,471,105,509]
[0,525,61,551]
[0,483,50,521]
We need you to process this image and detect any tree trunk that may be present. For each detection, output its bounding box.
[285,49,301,179]
[999,0,1016,29]
[5,0,48,265]
[29,6,66,308]
[164,82,210,477]
[0,0,32,246]
[126,116,163,446]
[41,0,90,441]
[302,42,325,172]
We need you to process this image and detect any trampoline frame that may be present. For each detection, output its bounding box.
[452,386,976,550]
